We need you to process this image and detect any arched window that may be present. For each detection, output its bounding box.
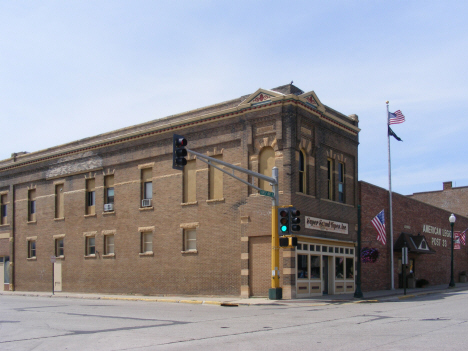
[258,147,275,191]
[299,150,306,193]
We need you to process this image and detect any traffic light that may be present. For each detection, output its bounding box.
[279,236,298,248]
[278,207,290,235]
[290,207,301,232]
[173,134,188,170]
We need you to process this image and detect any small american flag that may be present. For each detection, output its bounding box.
[389,110,405,125]
[371,210,386,245]
[457,228,467,245]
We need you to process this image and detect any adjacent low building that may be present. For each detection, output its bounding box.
[360,181,468,292]
[408,181,468,218]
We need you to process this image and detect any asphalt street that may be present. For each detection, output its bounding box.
[1,289,468,350]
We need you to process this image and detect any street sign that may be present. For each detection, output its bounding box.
[259,190,274,198]
[50,256,56,263]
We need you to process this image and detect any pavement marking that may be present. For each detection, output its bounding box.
[179,300,203,304]
[398,295,416,300]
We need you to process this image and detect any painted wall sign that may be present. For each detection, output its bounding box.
[422,224,452,248]
[305,216,348,234]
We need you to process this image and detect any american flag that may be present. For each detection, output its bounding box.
[371,210,386,245]
[388,110,405,125]
[456,228,467,245]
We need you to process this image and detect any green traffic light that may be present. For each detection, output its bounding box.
[281,225,288,232]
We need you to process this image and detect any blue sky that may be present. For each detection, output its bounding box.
[1,1,467,195]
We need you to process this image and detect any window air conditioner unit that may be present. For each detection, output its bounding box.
[142,199,152,208]
[103,203,114,212]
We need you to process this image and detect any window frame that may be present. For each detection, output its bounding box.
[183,159,197,203]
[141,232,153,254]
[104,234,115,255]
[55,184,64,219]
[141,168,153,203]
[28,189,36,222]
[55,238,64,257]
[184,229,197,252]
[28,240,36,259]
[338,162,345,203]
[104,175,115,205]
[85,178,96,215]
[327,158,334,200]
[1,194,7,224]
[208,155,223,200]
[86,236,96,256]
[299,149,306,194]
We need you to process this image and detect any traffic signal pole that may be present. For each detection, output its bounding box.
[183,147,282,299]
[270,167,282,299]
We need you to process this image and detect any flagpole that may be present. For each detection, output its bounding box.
[387,101,395,290]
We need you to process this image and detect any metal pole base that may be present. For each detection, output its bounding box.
[353,288,363,299]
[268,288,283,300]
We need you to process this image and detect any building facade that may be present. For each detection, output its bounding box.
[408,181,468,218]
[360,181,468,292]
[0,84,360,298]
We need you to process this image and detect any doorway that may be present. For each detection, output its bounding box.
[54,261,62,292]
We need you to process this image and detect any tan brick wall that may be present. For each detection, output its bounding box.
[1,86,360,297]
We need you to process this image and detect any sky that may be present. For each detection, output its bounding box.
[1,0,467,195]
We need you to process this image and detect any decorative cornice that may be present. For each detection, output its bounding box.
[0,96,358,173]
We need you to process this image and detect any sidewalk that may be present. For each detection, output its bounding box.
[2,282,468,306]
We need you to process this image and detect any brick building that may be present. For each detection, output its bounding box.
[408,181,468,218]
[0,84,360,298]
[360,181,468,292]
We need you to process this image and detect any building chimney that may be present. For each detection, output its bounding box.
[443,181,452,190]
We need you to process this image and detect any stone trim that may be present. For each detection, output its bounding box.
[138,162,154,169]
[83,231,97,237]
[179,222,199,229]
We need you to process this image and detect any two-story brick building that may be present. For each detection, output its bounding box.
[0,84,360,298]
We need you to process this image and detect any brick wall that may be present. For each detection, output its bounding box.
[360,181,468,292]
[408,181,468,218]
[0,85,360,297]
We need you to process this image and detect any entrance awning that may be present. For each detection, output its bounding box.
[393,232,436,254]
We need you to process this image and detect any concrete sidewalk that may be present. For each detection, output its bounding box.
[2,282,468,306]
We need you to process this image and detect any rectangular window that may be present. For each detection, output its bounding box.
[141,232,153,253]
[327,158,333,200]
[297,254,308,279]
[299,150,305,193]
[338,162,345,203]
[55,238,64,257]
[1,194,7,224]
[346,257,354,279]
[28,189,36,222]
[183,160,196,203]
[86,236,96,256]
[55,184,64,218]
[310,255,321,279]
[28,240,36,258]
[335,257,344,279]
[104,175,114,205]
[104,235,114,255]
[209,155,223,200]
[86,179,96,215]
[184,229,197,251]
[141,168,153,201]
